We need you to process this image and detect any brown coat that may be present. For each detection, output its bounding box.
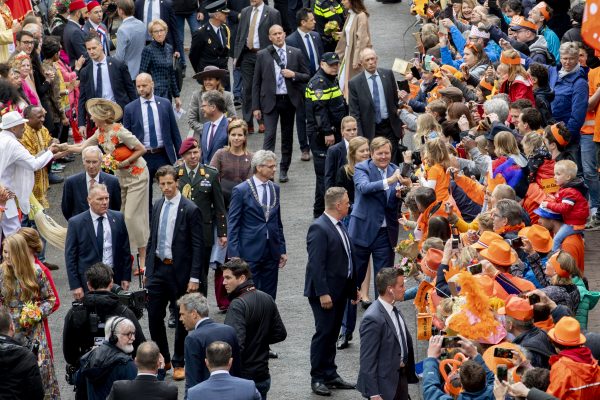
[335,11,372,91]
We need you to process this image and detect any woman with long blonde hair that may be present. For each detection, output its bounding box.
[337,136,369,210]
[0,233,60,399]
[415,113,443,151]
[498,49,535,104]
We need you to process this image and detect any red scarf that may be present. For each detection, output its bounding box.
[550,347,596,366]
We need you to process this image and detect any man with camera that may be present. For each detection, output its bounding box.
[63,263,146,392]
[0,306,44,400]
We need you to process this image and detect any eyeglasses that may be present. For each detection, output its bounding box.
[259,164,277,169]
[152,29,166,34]
[21,40,34,45]
[120,331,136,338]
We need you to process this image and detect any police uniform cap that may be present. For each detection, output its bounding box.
[320,52,340,65]
[205,0,230,13]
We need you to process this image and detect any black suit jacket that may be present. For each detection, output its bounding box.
[65,210,132,290]
[348,68,403,140]
[134,0,182,50]
[108,375,177,400]
[324,140,347,190]
[252,45,310,112]
[63,20,88,67]
[61,171,121,221]
[145,196,204,293]
[234,5,281,62]
[304,214,357,301]
[77,57,137,126]
[285,30,324,75]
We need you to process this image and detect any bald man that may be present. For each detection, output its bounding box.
[123,73,182,206]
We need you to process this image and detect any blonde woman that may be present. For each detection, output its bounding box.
[421,138,452,204]
[335,136,369,217]
[0,234,60,399]
[414,113,443,151]
[498,49,535,104]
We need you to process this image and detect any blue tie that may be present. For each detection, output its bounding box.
[304,33,316,74]
[146,0,154,40]
[371,74,382,124]
[95,63,103,98]
[261,183,268,206]
[277,48,286,92]
[146,100,158,148]
[158,200,171,259]
[96,216,104,256]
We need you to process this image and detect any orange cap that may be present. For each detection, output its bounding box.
[422,248,444,278]
[533,2,551,21]
[475,274,496,297]
[518,224,553,253]
[483,342,525,371]
[548,316,586,346]
[509,16,539,32]
[472,231,503,250]
[480,239,517,267]
[497,295,534,321]
[547,252,570,278]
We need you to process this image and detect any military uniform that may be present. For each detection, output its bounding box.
[177,163,227,296]
[313,0,345,53]
[188,22,231,73]
[305,66,347,217]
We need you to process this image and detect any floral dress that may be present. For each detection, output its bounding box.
[88,123,150,250]
[0,264,60,399]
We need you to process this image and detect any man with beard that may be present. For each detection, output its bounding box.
[63,0,89,67]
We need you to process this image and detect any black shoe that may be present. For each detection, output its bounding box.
[268,349,278,359]
[279,171,289,183]
[168,314,176,328]
[361,300,372,310]
[43,262,60,271]
[234,97,242,107]
[336,333,351,350]
[324,377,356,390]
[311,382,332,396]
[49,172,64,184]
[56,155,75,163]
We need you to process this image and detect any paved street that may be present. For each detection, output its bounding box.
[42,2,600,399]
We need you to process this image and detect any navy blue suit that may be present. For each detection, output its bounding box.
[184,319,241,398]
[63,20,87,67]
[188,372,261,400]
[65,210,132,291]
[324,140,347,190]
[227,179,286,299]
[285,30,324,76]
[61,171,121,221]
[304,214,357,383]
[201,117,228,165]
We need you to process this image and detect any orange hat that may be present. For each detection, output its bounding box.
[475,274,496,297]
[472,231,503,250]
[547,252,570,278]
[518,224,553,253]
[480,239,517,267]
[483,342,525,371]
[548,316,586,346]
[498,295,533,321]
[422,248,443,278]
[500,52,522,65]
[509,16,538,33]
[532,2,551,21]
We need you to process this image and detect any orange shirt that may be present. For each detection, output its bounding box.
[562,233,585,274]
[586,67,600,140]
[427,163,450,204]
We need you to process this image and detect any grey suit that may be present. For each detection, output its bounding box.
[115,16,147,79]
[234,4,281,123]
[356,299,418,400]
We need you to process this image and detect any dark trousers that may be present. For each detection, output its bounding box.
[240,51,257,123]
[295,94,309,152]
[308,294,346,383]
[247,245,280,300]
[254,377,271,400]
[309,134,327,217]
[341,228,394,335]
[394,368,409,400]
[375,118,399,163]
[199,245,211,297]
[144,151,172,208]
[263,94,296,173]
[146,258,188,367]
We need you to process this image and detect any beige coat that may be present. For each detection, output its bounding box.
[335,11,372,90]
[0,5,14,63]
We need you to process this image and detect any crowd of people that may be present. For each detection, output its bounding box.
[1,0,600,399]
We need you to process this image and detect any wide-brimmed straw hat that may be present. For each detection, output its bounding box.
[86,98,123,122]
[193,65,228,81]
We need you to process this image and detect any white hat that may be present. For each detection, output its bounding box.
[0,111,28,129]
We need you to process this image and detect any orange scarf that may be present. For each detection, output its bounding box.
[495,223,525,236]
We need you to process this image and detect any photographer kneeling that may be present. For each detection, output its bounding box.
[63,263,146,383]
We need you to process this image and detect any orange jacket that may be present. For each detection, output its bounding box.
[547,352,600,400]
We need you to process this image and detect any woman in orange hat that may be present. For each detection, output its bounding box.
[511,224,553,289]
[528,251,580,314]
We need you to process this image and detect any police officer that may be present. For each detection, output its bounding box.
[313,0,345,53]
[177,137,227,300]
[305,52,347,218]
[188,0,231,87]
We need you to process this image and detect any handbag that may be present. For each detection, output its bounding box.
[173,57,183,91]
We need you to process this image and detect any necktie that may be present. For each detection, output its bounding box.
[97,28,107,53]
[96,216,104,256]
[158,200,171,259]
[146,0,154,39]
[217,27,224,45]
[261,183,268,206]
[381,169,388,190]
[277,48,286,92]
[371,74,382,124]
[247,7,259,49]
[89,178,96,192]
[337,221,352,277]
[207,123,217,149]
[95,63,103,98]
[393,306,409,365]
[146,100,158,148]
[189,170,195,181]
[304,33,317,74]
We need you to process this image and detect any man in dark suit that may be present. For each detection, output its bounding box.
[357,268,418,400]
[286,8,324,161]
[304,187,358,396]
[234,0,281,133]
[178,293,240,397]
[123,73,182,206]
[65,184,132,300]
[188,0,231,74]
[134,0,183,58]
[227,150,287,300]
[188,341,261,400]
[78,35,137,136]
[227,0,251,104]
[200,90,229,165]
[108,341,178,400]
[145,165,203,381]
[338,137,402,349]
[63,0,89,67]
[323,116,358,190]
[61,146,121,220]
[252,24,310,182]
[83,1,112,55]
[348,48,403,161]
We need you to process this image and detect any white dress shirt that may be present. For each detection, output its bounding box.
[210,22,224,45]
[92,56,115,102]
[364,70,389,120]
[143,0,161,27]
[252,175,270,206]
[86,172,100,193]
[323,212,352,277]
[140,96,164,148]
[90,210,113,267]
[273,44,288,95]
[378,297,408,365]
[298,29,318,71]
[156,191,181,259]
[194,317,210,330]
[249,4,264,49]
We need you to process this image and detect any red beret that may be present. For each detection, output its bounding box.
[69,0,86,12]
[179,137,199,156]
[87,1,101,12]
